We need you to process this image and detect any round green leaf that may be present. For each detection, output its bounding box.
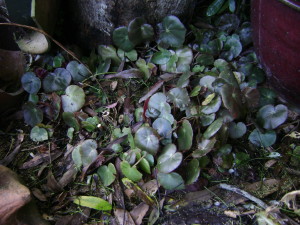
[199,76,216,92]
[167,88,190,110]
[214,59,230,72]
[220,84,245,119]
[185,159,200,185]
[117,49,138,61]
[218,109,234,123]
[23,102,43,127]
[30,126,48,142]
[159,112,175,125]
[199,38,223,55]
[136,58,156,80]
[98,45,121,66]
[248,67,265,84]
[73,196,112,211]
[203,118,223,139]
[113,26,135,52]
[62,85,85,112]
[176,47,193,69]
[21,72,41,94]
[62,112,80,131]
[134,126,160,155]
[128,17,154,45]
[258,88,277,107]
[249,129,276,147]
[120,161,142,182]
[152,117,172,139]
[151,50,171,65]
[160,53,178,73]
[72,139,98,168]
[228,122,247,139]
[256,104,288,130]
[148,92,168,112]
[66,61,90,82]
[215,14,240,33]
[221,34,242,61]
[201,95,222,114]
[157,15,186,48]
[82,116,100,132]
[157,172,184,190]
[196,54,214,66]
[200,113,216,126]
[238,22,252,46]
[97,163,116,186]
[157,144,182,173]
[43,68,71,93]
[178,119,193,151]
[192,138,217,158]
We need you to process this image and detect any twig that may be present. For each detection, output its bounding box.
[219,183,268,209]
[0,22,92,75]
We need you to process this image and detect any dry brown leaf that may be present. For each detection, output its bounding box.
[141,179,159,195]
[138,80,164,103]
[114,209,136,225]
[32,188,47,202]
[264,159,277,168]
[130,203,149,225]
[0,132,24,166]
[58,164,78,188]
[243,179,280,199]
[46,170,63,193]
[20,151,62,169]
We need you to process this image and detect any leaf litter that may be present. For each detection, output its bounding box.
[1,7,300,225]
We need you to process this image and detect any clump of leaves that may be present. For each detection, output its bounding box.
[72,139,98,169]
[20,13,291,197]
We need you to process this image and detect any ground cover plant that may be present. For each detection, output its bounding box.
[1,1,300,224]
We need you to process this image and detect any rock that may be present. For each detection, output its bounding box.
[0,165,49,225]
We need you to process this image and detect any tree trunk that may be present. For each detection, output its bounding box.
[63,0,196,50]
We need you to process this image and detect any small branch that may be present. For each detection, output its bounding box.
[219,183,268,209]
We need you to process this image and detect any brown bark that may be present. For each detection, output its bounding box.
[63,0,195,50]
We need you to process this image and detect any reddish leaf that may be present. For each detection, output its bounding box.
[139,80,164,103]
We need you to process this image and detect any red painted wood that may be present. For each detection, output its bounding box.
[251,0,300,106]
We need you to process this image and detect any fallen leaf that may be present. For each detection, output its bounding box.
[46,170,63,192]
[80,153,105,181]
[114,209,135,225]
[105,68,143,79]
[122,178,155,206]
[141,179,159,195]
[20,151,62,169]
[130,203,149,225]
[32,188,47,202]
[58,165,78,188]
[0,132,24,166]
[138,80,164,103]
